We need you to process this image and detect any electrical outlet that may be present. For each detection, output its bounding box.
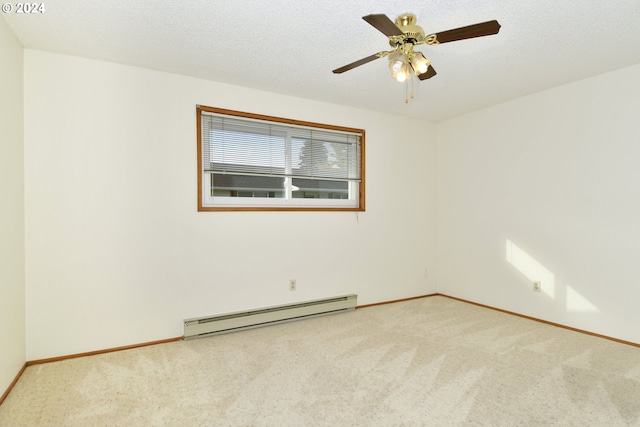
[533,281,541,292]
[289,279,296,291]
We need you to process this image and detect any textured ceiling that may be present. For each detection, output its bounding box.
[4,0,640,121]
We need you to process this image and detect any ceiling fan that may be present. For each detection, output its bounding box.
[332,13,501,101]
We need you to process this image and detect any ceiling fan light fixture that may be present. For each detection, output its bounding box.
[393,64,409,82]
[389,52,409,82]
[410,52,431,74]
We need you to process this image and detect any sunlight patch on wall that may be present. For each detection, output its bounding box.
[566,286,599,313]
[506,239,555,298]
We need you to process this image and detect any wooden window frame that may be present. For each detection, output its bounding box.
[197,105,366,212]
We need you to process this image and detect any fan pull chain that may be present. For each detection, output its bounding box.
[405,78,409,104]
[411,74,415,99]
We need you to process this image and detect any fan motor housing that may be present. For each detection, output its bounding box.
[390,13,425,46]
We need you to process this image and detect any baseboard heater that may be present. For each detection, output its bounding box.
[183,294,357,339]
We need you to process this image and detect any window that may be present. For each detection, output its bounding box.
[197,106,365,211]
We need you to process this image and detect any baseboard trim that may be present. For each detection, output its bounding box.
[357,293,439,309]
[0,362,27,406]
[438,293,640,348]
[26,336,184,366]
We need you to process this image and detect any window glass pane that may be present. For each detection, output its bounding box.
[212,174,285,198]
[291,178,348,200]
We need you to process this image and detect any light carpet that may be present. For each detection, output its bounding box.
[1,296,640,426]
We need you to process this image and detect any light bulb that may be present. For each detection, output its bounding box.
[391,59,404,73]
[389,51,409,82]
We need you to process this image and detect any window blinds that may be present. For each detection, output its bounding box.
[202,113,362,182]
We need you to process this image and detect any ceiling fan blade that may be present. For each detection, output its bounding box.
[418,66,437,80]
[362,14,404,37]
[332,52,389,74]
[429,20,501,44]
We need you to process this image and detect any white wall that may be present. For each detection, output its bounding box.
[0,18,25,394]
[437,63,640,343]
[24,50,438,360]
[16,46,640,361]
